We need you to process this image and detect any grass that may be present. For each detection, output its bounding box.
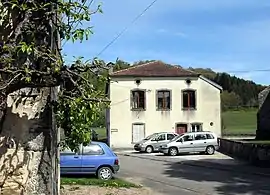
[61,177,141,188]
[222,109,257,135]
[92,127,107,140]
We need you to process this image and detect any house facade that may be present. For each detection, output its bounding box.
[107,61,222,149]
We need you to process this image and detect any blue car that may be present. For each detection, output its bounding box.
[60,142,120,180]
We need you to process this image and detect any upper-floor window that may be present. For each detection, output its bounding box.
[131,90,145,110]
[182,90,196,109]
[157,90,171,110]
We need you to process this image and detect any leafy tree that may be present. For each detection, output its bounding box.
[113,58,130,71]
[221,91,242,111]
[0,0,110,193]
[133,59,155,66]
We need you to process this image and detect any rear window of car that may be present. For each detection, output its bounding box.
[195,134,207,140]
[167,134,176,140]
[83,144,104,155]
[206,134,214,139]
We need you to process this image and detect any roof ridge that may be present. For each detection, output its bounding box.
[112,60,158,75]
[110,61,200,77]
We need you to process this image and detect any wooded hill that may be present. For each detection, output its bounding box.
[188,68,266,110]
[113,59,266,110]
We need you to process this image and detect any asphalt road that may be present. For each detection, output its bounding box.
[118,154,270,195]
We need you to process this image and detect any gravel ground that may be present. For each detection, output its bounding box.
[60,185,162,195]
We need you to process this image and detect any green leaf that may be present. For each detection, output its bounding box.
[11,3,17,9]
[25,77,31,83]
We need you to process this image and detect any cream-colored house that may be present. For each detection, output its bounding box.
[107,61,222,149]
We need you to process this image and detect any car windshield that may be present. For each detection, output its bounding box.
[144,133,158,140]
[170,134,184,142]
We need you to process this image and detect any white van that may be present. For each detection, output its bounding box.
[159,131,219,156]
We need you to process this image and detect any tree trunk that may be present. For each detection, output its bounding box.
[0,87,57,195]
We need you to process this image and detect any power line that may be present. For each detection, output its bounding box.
[62,0,94,47]
[226,69,270,73]
[194,68,270,75]
[96,0,159,57]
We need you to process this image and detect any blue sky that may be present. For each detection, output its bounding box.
[63,0,270,85]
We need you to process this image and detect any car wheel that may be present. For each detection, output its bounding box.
[206,146,215,155]
[145,146,153,153]
[97,167,113,180]
[169,147,178,156]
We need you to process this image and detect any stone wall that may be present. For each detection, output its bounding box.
[219,138,270,167]
[257,86,270,140]
[0,88,55,195]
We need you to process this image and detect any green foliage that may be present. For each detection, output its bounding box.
[221,91,242,111]
[56,96,107,150]
[55,59,110,151]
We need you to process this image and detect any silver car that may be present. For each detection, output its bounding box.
[134,132,178,153]
[159,131,219,156]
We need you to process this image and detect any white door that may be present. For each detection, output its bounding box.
[132,124,145,143]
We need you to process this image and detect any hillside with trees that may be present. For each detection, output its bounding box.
[189,68,266,110]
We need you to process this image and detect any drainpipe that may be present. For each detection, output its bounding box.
[105,67,113,146]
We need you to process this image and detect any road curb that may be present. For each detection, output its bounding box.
[118,153,270,178]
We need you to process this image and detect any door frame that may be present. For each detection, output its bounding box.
[131,123,145,144]
[175,122,188,134]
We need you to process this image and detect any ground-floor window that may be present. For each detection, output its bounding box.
[132,123,145,143]
[190,123,203,132]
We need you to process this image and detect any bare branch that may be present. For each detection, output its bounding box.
[61,94,110,103]
[0,73,22,90]
[66,68,93,89]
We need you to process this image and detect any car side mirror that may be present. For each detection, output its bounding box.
[177,139,183,143]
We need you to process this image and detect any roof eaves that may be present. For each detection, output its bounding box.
[199,75,223,90]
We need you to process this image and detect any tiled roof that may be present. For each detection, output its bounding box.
[110,61,199,77]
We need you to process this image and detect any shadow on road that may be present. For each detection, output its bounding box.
[163,158,270,195]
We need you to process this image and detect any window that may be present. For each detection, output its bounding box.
[151,134,166,141]
[157,134,166,141]
[191,123,202,132]
[131,90,145,110]
[206,134,214,139]
[182,90,196,109]
[167,134,176,140]
[61,147,80,155]
[157,90,171,110]
[83,144,104,155]
[195,134,207,140]
[182,135,194,142]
